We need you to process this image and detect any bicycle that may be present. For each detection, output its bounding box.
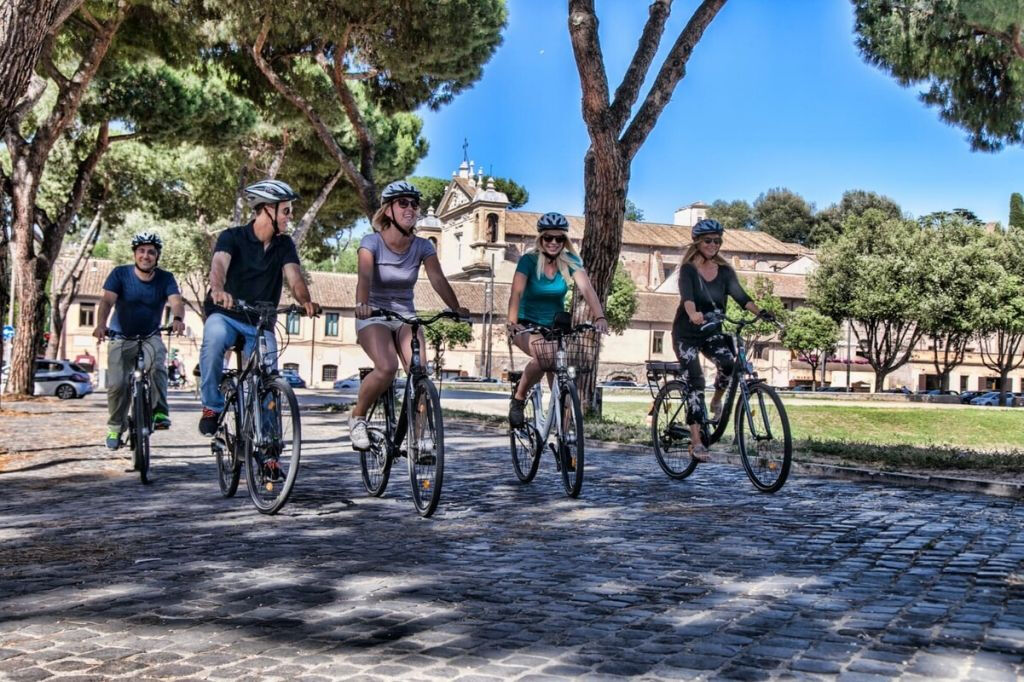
[648,311,792,493]
[210,301,308,514]
[358,308,466,518]
[507,319,600,498]
[105,325,174,485]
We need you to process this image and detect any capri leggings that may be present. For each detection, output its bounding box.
[674,333,737,425]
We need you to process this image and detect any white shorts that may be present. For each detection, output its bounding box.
[356,316,406,334]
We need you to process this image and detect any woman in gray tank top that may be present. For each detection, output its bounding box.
[348,181,469,450]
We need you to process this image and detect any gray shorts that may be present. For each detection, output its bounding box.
[356,316,405,334]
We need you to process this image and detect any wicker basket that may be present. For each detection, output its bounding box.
[531,329,600,372]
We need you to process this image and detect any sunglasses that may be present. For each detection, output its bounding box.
[541,234,566,244]
[700,237,723,246]
[395,198,420,209]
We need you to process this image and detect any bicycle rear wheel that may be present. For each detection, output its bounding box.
[736,383,792,493]
[509,387,541,483]
[651,380,699,479]
[360,389,393,496]
[245,377,301,514]
[558,382,585,498]
[215,378,243,497]
[408,377,444,517]
[132,383,152,485]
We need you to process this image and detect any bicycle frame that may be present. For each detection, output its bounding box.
[519,327,581,446]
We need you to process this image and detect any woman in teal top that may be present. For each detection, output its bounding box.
[506,212,608,427]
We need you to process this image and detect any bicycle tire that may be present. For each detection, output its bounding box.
[133,383,151,485]
[245,377,301,514]
[509,387,541,483]
[408,377,444,517]
[735,383,792,493]
[651,380,699,479]
[558,381,585,498]
[215,379,243,497]
[360,390,393,496]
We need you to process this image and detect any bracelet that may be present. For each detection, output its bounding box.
[173,316,183,322]
[594,316,606,321]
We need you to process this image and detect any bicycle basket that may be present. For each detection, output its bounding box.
[531,329,600,373]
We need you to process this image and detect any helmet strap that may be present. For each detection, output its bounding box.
[388,203,414,238]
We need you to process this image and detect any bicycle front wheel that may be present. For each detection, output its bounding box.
[133,383,152,485]
[509,388,541,483]
[651,380,698,479]
[408,378,444,517]
[245,377,301,514]
[215,379,243,497]
[736,383,792,493]
[360,389,393,496]
[558,382,585,498]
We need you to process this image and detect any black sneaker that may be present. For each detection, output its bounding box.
[509,398,526,428]
[198,408,219,437]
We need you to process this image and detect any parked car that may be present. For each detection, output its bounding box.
[280,369,306,389]
[969,391,1004,406]
[33,359,94,399]
[333,375,360,391]
[920,389,958,396]
[816,386,849,392]
[881,386,912,395]
[790,385,813,392]
[958,391,983,404]
[450,376,501,384]
[600,380,641,388]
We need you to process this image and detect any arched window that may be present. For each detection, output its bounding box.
[486,213,499,242]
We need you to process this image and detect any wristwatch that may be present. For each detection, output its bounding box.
[173,315,183,322]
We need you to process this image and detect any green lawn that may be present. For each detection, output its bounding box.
[600,402,1024,451]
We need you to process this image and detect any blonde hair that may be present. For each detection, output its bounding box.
[371,200,415,234]
[531,234,583,282]
[682,238,728,266]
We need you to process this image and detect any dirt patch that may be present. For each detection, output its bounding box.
[0,409,44,418]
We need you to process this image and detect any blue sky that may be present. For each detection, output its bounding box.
[413,0,1023,225]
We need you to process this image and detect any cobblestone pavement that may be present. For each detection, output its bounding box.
[1,391,1022,681]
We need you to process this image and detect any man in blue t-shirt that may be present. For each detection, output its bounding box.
[93,233,185,449]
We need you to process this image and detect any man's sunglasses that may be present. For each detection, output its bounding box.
[541,234,566,244]
[700,237,723,246]
[395,198,420,209]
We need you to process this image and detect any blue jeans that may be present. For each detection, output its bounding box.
[200,313,278,413]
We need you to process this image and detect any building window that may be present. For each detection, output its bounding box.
[287,312,300,335]
[322,364,338,382]
[652,331,664,355]
[487,213,499,242]
[325,313,339,337]
[960,375,969,392]
[283,362,300,373]
[79,303,95,327]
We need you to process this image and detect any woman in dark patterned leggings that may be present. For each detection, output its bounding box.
[672,218,764,462]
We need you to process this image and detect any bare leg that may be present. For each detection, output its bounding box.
[513,332,551,401]
[353,324,400,417]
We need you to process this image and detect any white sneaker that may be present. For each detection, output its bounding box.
[350,417,370,450]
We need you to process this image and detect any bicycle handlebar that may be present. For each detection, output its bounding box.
[699,310,782,333]
[369,308,470,326]
[514,321,597,341]
[234,300,311,317]
[105,324,174,341]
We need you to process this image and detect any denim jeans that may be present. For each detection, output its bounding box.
[200,313,278,413]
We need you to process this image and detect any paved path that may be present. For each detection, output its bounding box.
[0,392,1022,680]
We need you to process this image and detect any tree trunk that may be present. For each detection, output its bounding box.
[939,370,950,393]
[873,368,890,393]
[44,211,100,359]
[0,0,81,133]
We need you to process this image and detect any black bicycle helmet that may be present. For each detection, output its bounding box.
[243,179,300,209]
[131,232,163,252]
[380,180,421,203]
[691,218,724,239]
[537,212,569,232]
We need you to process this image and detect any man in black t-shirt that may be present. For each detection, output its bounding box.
[197,179,320,436]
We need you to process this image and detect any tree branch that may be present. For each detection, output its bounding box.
[108,131,139,143]
[567,0,611,133]
[620,0,727,160]
[266,127,289,179]
[46,122,110,265]
[251,17,374,216]
[609,0,671,133]
[291,168,344,248]
[968,22,1024,60]
[9,74,49,131]
[316,37,375,183]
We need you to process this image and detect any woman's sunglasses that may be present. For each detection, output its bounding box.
[541,234,567,244]
[700,237,723,246]
[395,198,420,209]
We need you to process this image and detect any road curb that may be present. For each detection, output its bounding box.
[447,417,1024,500]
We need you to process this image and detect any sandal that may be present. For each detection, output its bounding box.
[690,444,712,463]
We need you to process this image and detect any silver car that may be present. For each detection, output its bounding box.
[34,359,94,399]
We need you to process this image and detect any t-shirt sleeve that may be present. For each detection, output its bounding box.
[567,252,584,275]
[725,267,753,308]
[102,267,124,295]
[359,233,379,260]
[417,236,437,263]
[679,264,696,303]
[164,272,181,298]
[213,228,237,257]
[281,236,300,267]
[515,252,535,277]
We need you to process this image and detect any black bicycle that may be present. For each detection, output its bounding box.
[211,301,308,514]
[359,308,466,517]
[105,325,174,485]
[508,320,599,498]
[648,311,793,493]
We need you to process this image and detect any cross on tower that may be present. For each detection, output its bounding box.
[462,138,469,163]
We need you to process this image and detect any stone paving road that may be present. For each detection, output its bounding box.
[0,391,1022,681]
